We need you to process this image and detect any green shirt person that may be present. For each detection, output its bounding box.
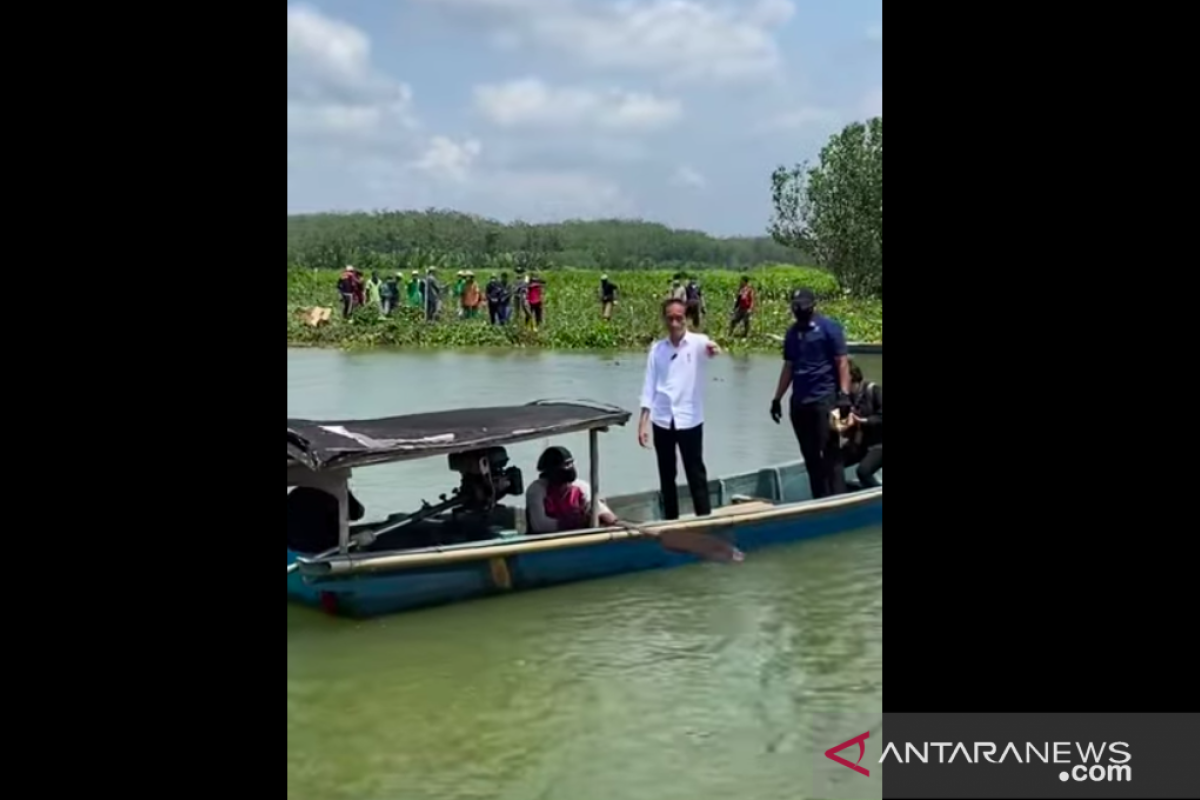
[406,271,422,307]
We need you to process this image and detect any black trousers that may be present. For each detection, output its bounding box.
[653,422,712,520]
[846,443,882,487]
[790,397,846,499]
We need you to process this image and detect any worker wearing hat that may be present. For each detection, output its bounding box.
[599,273,619,320]
[525,446,617,534]
[461,270,482,319]
[406,270,422,308]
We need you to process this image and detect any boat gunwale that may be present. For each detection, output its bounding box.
[296,485,882,577]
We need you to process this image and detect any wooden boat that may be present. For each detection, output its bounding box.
[766,334,882,355]
[287,400,883,618]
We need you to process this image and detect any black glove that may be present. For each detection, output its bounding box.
[836,392,853,420]
[770,398,782,424]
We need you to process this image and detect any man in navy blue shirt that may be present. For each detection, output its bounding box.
[769,288,853,499]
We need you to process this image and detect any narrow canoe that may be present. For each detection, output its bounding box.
[288,459,882,618]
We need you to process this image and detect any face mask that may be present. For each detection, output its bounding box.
[556,467,577,484]
[793,308,813,324]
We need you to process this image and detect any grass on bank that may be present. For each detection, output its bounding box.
[287,266,883,353]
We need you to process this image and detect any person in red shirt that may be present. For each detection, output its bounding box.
[527,276,545,330]
[729,275,755,337]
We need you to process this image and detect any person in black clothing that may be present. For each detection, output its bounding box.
[770,288,853,499]
[841,361,883,488]
[286,486,365,555]
[488,272,512,324]
[381,273,400,315]
[599,274,619,320]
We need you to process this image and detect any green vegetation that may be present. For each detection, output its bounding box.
[288,266,882,352]
[771,117,883,296]
[288,213,809,274]
[288,119,883,353]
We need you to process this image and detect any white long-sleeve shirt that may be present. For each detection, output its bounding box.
[639,333,712,431]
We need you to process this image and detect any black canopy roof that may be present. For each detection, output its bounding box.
[287,399,631,472]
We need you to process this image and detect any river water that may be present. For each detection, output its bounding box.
[287,348,883,800]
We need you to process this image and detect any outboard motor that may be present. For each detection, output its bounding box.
[447,447,524,514]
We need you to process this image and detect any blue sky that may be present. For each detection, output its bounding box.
[287,0,882,235]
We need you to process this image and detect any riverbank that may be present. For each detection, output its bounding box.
[287,267,882,352]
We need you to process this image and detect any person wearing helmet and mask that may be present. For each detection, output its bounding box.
[769,288,853,499]
[525,446,617,534]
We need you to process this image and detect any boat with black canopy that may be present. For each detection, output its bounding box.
[287,399,882,618]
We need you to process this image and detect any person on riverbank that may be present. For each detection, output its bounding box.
[406,270,423,309]
[514,272,532,327]
[424,268,442,321]
[842,361,882,488]
[381,273,400,315]
[366,271,383,311]
[769,288,852,499]
[638,297,721,520]
[668,277,687,303]
[729,275,755,337]
[487,272,511,324]
[525,446,617,534]
[599,274,619,320]
[453,271,467,317]
[336,267,358,318]
[351,269,366,310]
[462,272,482,319]
[685,277,704,328]
[527,275,545,330]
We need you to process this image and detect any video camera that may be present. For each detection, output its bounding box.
[447,447,524,513]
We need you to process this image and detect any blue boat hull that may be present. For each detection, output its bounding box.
[288,460,881,618]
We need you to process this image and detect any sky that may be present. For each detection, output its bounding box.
[286,0,882,236]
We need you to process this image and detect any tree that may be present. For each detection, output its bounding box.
[769,117,882,296]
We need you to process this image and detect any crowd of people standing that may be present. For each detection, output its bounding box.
[335,266,549,329]
[333,266,767,340]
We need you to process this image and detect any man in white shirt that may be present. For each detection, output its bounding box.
[638,297,721,520]
[525,446,617,534]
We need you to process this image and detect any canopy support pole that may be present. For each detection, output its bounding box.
[589,428,600,529]
[333,477,350,555]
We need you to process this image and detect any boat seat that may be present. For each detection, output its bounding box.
[675,501,774,521]
[729,493,768,505]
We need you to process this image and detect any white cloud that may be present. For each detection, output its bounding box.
[760,106,841,132]
[411,136,483,182]
[417,0,795,83]
[287,5,417,142]
[861,87,882,117]
[473,78,681,131]
[287,6,631,221]
[868,23,882,42]
[671,165,706,188]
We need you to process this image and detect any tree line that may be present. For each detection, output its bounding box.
[770,117,882,297]
[286,212,809,275]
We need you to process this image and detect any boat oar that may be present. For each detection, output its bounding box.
[616,519,744,563]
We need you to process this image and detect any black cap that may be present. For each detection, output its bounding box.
[791,288,816,312]
[537,446,575,473]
